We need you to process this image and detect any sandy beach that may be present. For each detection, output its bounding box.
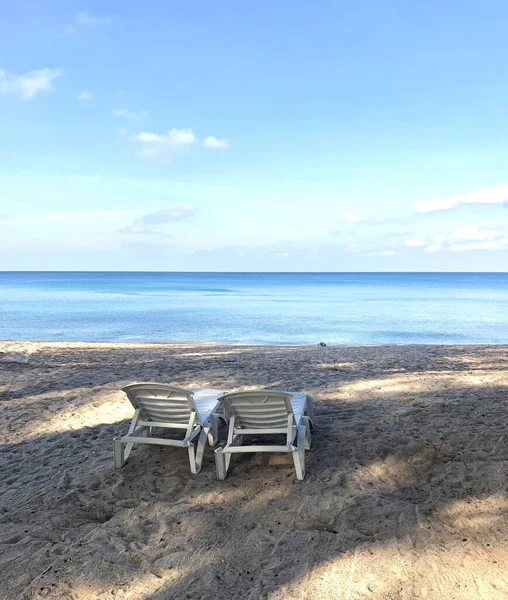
[1,340,507,600]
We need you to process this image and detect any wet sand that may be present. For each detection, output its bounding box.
[1,340,507,599]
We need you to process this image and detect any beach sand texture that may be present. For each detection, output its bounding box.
[1,341,507,600]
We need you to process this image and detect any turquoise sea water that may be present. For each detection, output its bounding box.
[0,272,507,344]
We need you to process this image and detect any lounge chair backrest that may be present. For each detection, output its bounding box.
[121,383,197,425]
[220,390,294,430]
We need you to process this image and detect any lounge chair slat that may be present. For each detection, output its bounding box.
[135,396,189,403]
[229,407,288,415]
[235,421,288,427]
[235,414,288,422]
[138,402,191,412]
[138,405,191,416]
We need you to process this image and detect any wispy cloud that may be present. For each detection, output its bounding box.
[77,90,94,101]
[0,68,62,100]
[368,250,395,256]
[118,225,174,237]
[49,209,134,221]
[76,11,112,26]
[112,108,146,120]
[343,214,407,225]
[0,209,135,226]
[122,240,172,251]
[135,128,196,159]
[423,225,508,252]
[450,240,508,251]
[203,136,229,149]
[413,184,508,213]
[136,206,196,226]
[119,206,196,238]
[448,225,508,251]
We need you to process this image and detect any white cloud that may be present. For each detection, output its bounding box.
[0,68,62,100]
[405,238,426,247]
[135,128,196,160]
[76,11,112,26]
[112,108,146,120]
[344,214,361,222]
[77,90,94,101]
[203,136,229,149]
[137,129,195,145]
[425,244,441,253]
[413,184,508,213]
[134,129,230,160]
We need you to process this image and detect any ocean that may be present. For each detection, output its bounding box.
[0,271,507,345]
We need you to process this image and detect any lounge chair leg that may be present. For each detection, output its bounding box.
[207,414,219,446]
[114,438,134,469]
[302,416,312,449]
[188,444,198,475]
[215,448,229,480]
[194,427,208,474]
[114,439,126,468]
[292,425,306,481]
[124,442,134,460]
[306,395,315,426]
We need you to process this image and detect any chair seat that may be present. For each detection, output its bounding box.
[190,388,224,423]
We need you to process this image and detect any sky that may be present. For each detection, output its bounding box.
[1,0,508,272]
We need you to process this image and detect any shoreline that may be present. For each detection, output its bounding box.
[1,341,508,599]
[2,338,508,347]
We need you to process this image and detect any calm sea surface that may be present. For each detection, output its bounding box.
[0,272,507,344]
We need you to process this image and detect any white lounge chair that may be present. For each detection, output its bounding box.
[114,383,225,474]
[215,390,314,481]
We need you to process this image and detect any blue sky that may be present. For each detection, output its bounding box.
[1,1,508,271]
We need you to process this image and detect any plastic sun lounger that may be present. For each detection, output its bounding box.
[114,383,225,474]
[214,390,315,481]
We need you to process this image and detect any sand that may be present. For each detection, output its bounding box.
[1,340,507,600]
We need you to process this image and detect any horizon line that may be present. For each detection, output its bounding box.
[1,270,507,275]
